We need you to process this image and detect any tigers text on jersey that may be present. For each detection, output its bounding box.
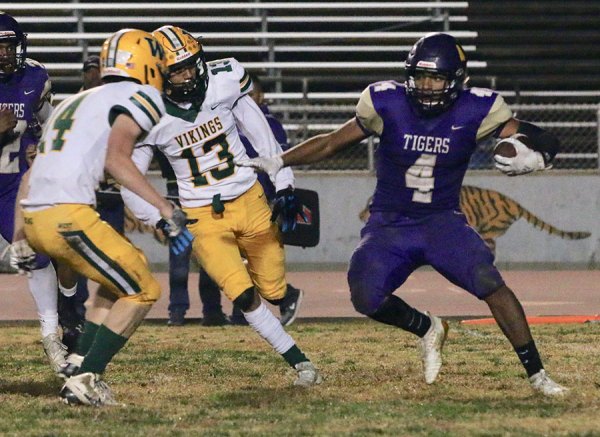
[22,82,165,209]
[138,58,291,209]
[356,81,512,216]
[0,59,51,198]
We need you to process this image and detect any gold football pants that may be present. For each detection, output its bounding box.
[23,204,161,304]
[184,182,287,302]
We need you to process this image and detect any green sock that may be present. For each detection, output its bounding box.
[282,345,308,368]
[78,325,128,375]
[75,321,100,356]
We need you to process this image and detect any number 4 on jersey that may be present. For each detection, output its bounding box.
[38,95,86,153]
[405,153,437,203]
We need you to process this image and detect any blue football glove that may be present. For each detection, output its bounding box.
[271,187,306,233]
[156,209,196,256]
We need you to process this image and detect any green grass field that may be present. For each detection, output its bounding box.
[0,320,598,436]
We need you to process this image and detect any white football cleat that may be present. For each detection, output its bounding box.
[293,361,322,387]
[418,312,449,384]
[60,372,102,406]
[60,372,118,406]
[529,369,569,397]
[41,333,68,373]
[95,379,119,406]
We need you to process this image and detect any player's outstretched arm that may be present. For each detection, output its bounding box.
[236,117,367,179]
[283,118,367,167]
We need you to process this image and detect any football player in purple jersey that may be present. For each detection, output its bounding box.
[237,33,567,397]
[0,12,69,373]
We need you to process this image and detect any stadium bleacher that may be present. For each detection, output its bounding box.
[3,1,478,95]
[467,1,600,94]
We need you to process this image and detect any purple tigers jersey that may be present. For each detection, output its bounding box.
[0,61,49,199]
[366,82,497,217]
[0,61,50,244]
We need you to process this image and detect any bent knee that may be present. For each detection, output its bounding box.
[348,264,384,314]
[129,278,162,305]
[233,286,257,312]
[348,276,384,315]
[350,290,383,316]
[472,263,505,299]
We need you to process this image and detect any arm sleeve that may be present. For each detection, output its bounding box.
[516,120,560,165]
[120,144,163,226]
[233,95,295,191]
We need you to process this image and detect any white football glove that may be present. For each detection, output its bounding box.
[234,155,283,185]
[8,239,37,277]
[494,136,546,176]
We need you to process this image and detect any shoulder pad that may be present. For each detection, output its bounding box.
[370,80,403,93]
[208,58,252,93]
[206,57,252,107]
[24,58,48,72]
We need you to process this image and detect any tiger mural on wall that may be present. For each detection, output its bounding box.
[123,185,591,256]
[359,185,591,254]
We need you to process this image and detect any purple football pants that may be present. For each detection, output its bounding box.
[348,209,504,315]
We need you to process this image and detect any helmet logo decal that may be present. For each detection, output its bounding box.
[144,37,164,59]
[416,60,437,69]
[116,50,132,65]
[175,52,193,63]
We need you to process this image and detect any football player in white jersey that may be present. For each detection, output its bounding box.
[123,25,321,387]
[12,29,194,406]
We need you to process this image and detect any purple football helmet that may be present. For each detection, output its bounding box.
[0,13,27,77]
[405,33,468,116]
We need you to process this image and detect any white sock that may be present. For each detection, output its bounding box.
[243,302,295,354]
[38,312,59,338]
[59,281,77,297]
[27,263,59,337]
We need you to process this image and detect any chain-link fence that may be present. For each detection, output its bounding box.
[270,100,600,171]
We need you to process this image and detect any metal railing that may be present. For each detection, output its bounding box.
[268,101,600,171]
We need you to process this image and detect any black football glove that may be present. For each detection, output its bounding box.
[271,187,306,233]
[156,209,197,255]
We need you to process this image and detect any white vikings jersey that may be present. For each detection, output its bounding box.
[129,58,294,217]
[23,82,164,209]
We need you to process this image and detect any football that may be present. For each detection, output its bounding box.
[493,134,531,158]
[493,139,517,158]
